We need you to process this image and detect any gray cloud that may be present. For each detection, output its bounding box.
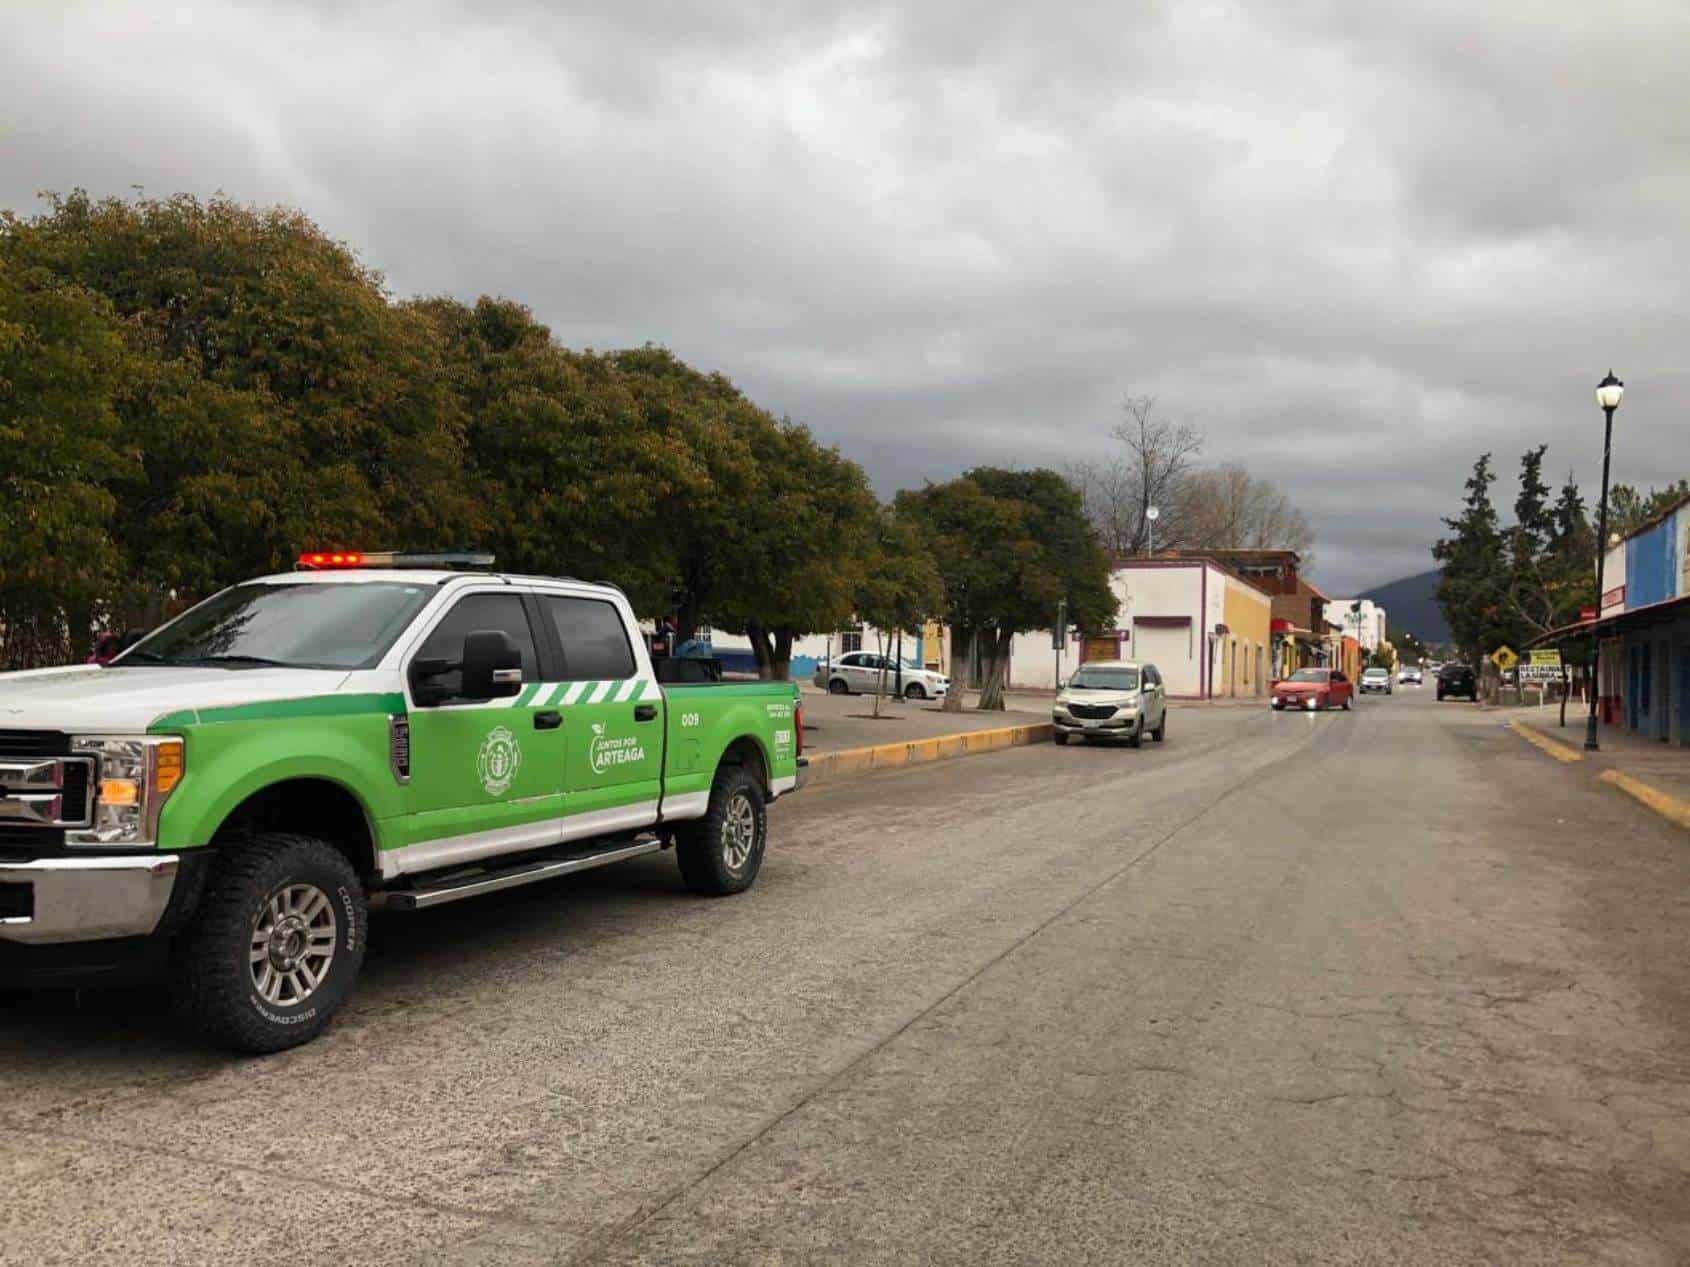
[6,0,1688,592]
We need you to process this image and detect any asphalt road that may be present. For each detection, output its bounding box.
[4,688,1690,1264]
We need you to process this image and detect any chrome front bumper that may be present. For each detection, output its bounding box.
[1053,714,1135,731]
[0,854,180,945]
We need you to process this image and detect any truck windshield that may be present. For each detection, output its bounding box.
[118,582,435,670]
[1068,667,1139,690]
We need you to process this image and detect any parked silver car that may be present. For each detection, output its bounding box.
[815,652,950,700]
[1052,660,1167,747]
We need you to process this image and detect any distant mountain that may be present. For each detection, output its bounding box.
[1361,569,1449,646]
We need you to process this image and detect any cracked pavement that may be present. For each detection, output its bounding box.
[3,690,1689,1263]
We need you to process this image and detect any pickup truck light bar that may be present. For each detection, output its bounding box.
[297,551,496,571]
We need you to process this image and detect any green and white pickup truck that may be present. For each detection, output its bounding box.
[0,553,805,1051]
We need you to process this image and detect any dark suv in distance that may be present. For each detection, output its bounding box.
[1436,663,1478,701]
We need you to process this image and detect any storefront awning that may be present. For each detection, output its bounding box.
[1526,593,1690,649]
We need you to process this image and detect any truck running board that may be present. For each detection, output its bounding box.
[384,839,665,911]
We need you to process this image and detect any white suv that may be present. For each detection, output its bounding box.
[1360,667,1392,694]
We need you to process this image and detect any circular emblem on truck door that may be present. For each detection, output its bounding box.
[477,726,522,797]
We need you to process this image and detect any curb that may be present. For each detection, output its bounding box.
[1597,769,1690,833]
[1508,721,1584,764]
[801,722,1052,785]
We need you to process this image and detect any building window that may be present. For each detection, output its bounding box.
[839,630,862,653]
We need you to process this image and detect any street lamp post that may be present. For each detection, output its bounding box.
[1585,371,1624,751]
[1146,504,1160,557]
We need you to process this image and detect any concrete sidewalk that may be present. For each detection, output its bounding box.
[1499,705,1690,832]
[795,688,1047,755]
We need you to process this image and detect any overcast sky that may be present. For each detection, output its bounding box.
[8,1,1689,591]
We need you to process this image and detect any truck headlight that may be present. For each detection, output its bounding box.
[67,736,185,846]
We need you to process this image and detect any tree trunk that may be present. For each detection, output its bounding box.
[872,630,887,718]
[942,626,970,713]
[771,629,794,682]
[976,628,1013,711]
[744,622,775,679]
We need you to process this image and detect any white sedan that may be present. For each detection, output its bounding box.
[815,652,950,700]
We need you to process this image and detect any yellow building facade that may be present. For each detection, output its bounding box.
[1218,570,1274,698]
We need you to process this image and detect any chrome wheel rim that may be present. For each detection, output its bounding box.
[721,793,758,871]
[250,883,337,1006]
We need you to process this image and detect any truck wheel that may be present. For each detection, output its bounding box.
[172,833,367,1054]
[827,678,849,695]
[677,767,766,896]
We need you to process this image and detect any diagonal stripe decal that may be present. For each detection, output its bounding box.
[615,678,641,702]
[641,680,662,702]
[588,680,615,704]
[562,681,588,705]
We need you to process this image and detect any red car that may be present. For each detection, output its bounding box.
[1271,667,1354,711]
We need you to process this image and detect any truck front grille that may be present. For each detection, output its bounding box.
[1067,704,1118,720]
[0,731,93,846]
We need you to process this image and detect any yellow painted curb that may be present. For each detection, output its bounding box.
[1597,768,1690,832]
[803,722,1053,785]
[1509,721,1584,764]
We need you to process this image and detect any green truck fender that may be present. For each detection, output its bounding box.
[149,700,403,862]
[663,683,799,804]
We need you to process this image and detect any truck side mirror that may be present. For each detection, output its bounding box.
[461,629,523,701]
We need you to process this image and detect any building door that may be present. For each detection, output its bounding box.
[1255,645,1265,695]
[1132,621,1197,696]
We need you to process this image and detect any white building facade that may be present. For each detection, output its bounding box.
[1323,598,1387,651]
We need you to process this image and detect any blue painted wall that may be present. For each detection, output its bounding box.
[1626,511,1679,609]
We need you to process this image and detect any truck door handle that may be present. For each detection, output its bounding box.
[634,704,657,722]
[534,710,562,730]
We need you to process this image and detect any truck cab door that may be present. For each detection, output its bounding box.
[538,593,664,824]
[398,590,565,869]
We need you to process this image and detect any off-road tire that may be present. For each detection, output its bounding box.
[172,833,367,1054]
[677,767,767,896]
[1053,731,1070,746]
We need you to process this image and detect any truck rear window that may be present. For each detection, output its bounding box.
[546,596,636,680]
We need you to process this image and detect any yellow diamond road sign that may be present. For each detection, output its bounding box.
[1490,644,1518,672]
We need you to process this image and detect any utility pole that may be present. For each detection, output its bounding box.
[1586,372,1623,750]
[1053,598,1067,688]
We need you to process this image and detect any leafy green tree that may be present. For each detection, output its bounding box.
[608,348,881,679]
[1606,481,1690,540]
[854,506,945,716]
[3,190,479,606]
[899,468,1115,711]
[1,190,890,680]
[1435,453,1512,667]
[0,262,136,667]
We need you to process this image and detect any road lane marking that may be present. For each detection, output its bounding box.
[1597,768,1690,833]
[1508,721,1583,764]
